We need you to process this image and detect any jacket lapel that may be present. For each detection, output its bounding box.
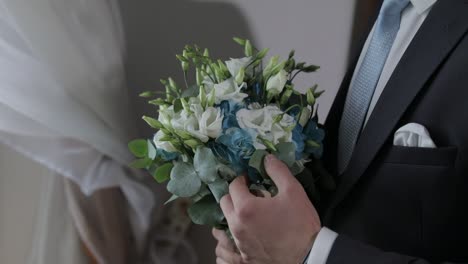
[327,1,468,216]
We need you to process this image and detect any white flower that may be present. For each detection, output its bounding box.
[196,107,223,140]
[225,57,252,78]
[205,78,248,104]
[171,104,223,143]
[153,130,177,153]
[266,69,288,95]
[236,105,294,149]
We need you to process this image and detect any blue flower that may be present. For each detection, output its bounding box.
[303,120,325,158]
[292,124,305,160]
[156,148,179,161]
[254,83,263,98]
[218,100,244,131]
[210,128,255,174]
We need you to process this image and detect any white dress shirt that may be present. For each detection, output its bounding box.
[305,0,437,263]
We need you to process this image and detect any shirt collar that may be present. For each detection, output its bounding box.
[410,0,437,14]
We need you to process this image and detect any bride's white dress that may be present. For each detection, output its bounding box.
[0,0,196,263]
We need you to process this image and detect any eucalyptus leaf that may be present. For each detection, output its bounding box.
[191,184,211,203]
[147,140,157,160]
[164,194,179,205]
[274,142,296,167]
[128,139,148,158]
[194,147,219,183]
[130,158,152,169]
[249,149,268,178]
[208,179,229,203]
[167,162,202,197]
[188,195,225,226]
[153,163,174,183]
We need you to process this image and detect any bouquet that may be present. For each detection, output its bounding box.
[129,38,332,229]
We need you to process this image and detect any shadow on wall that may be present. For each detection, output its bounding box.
[119,0,255,136]
[118,1,254,263]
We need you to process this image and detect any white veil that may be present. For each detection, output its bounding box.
[0,0,153,239]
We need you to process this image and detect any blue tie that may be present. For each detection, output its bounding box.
[338,0,410,174]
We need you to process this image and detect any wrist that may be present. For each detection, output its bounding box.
[298,229,319,264]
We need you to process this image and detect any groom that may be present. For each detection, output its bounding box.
[213,0,468,263]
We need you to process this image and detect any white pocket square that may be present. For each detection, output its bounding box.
[393,123,437,148]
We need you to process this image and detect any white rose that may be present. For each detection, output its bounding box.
[236,105,293,149]
[196,107,223,140]
[279,113,296,128]
[225,57,252,78]
[205,78,248,104]
[153,130,177,153]
[266,69,288,95]
[171,109,199,135]
[171,104,223,143]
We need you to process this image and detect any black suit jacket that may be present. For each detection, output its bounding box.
[321,1,468,263]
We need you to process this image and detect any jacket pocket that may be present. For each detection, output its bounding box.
[381,146,458,167]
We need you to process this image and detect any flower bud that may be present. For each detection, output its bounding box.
[307,87,316,106]
[266,69,288,95]
[299,107,312,127]
[196,68,203,86]
[280,88,293,105]
[235,67,245,85]
[245,40,253,57]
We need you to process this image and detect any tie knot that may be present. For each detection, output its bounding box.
[380,0,411,16]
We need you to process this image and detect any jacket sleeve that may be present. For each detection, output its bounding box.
[327,235,466,264]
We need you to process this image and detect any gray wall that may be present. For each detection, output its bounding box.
[120,0,357,130]
[118,1,357,263]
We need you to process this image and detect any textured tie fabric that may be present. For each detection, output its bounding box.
[337,0,410,174]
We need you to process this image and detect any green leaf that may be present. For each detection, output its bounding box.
[147,140,157,160]
[249,149,268,178]
[181,84,200,98]
[233,37,246,46]
[188,195,225,226]
[245,40,253,57]
[142,116,163,129]
[256,48,269,60]
[130,158,152,169]
[164,194,179,205]
[139,91,158,98]
[208,179,229,203]
[148,98,169,106]
[194,147,219,183]
[173,99,183,113]
[167,162,202,197]
[274,142,296,167]
[153,163,174,183]
[128,139,148,158]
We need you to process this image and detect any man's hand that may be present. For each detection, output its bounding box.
[213,154,321,264]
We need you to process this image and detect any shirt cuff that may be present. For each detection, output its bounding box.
[305,227,338,264]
